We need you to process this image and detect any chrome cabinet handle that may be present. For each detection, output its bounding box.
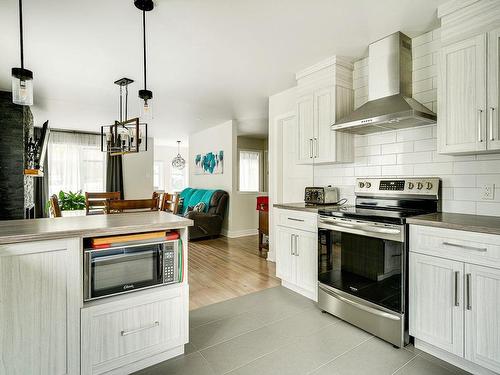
[466,273,472,310]
[290,235,294,256]
[295,234,299,256]
[287,217,305,222]
[314,137,318,158]
[454,271,460,307]
[442,242,487,252]
[478,109,483,142]
[309,139,313,158]
[121,321,159,336]
[490,107,496,141]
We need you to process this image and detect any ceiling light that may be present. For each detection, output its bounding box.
[12,0,33,106]
[135,0,154,120]
[172,141,186,170]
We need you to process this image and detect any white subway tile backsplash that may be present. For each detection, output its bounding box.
[442,200,476,214]
[413,65,437,82]
[454,160,500,175]
[396,126,434,142]
[476,202,500,216]
[412,30,433,47]
[413,39,440,58]
[476,175,500,186]
[432,152,475,163]
[381,164,414,176]
[413,78,433,93]
[355,166,382,176]
[414,162,454,176]
[366,132,397,146]
[413,89,437,104]
[441,188,454,200]
[414,139,437,152]
[356,145,381,156]
[381,141,414,154]
[397,151,433,164]
[413,54,433,71]
[368,154,397,165]
[442,175,477,188]
[354,135,367,147]
[454,188,478,201]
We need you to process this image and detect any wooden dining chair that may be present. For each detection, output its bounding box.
[105,198,159,214]
[85,192,121,215]
[160,193,180,214]
[49,194,62,218]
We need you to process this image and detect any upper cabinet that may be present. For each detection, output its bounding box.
[295,57,354,164]
[438,0,500,155]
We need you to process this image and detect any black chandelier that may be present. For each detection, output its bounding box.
[135,0,154,120]
[11,0,33,106]
[101,78,147,156]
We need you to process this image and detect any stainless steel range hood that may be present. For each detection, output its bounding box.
[332,32,436,135]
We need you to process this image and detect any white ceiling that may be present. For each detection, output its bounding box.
[0,0,445,145]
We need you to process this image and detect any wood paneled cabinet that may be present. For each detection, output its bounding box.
[438,27,500,154]
[0,238,81,375]
[409,225,500,374]
[275,211,317,301]
[295,57,354,165]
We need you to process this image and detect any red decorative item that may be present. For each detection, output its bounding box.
[256,196,269,212]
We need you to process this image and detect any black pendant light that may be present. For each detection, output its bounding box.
[12,0,33,106]
[135,0,154,120]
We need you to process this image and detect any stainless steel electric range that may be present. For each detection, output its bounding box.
[317,177,441,347]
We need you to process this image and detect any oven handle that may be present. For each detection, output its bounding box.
[318,219,403,241]
[319,285,400,321]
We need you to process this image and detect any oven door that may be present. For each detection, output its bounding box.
[84,242,164,301]
[318,216,405,314]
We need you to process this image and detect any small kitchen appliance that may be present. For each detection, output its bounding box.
[304,186,339,205]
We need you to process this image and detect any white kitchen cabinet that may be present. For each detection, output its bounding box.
[81,285,188,375]
[275,209,318,300]
[409,252,464,356]
[438,26,500,154]
[465,264,500,373]
[0,238,81,375]
[410,224,500,375]
[295,56,354,165]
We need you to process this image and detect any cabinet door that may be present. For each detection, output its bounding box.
[294,230,318,296]
[296,94,314,164]
[439,34,487,154]
[314,86,335,163]
[409,253,464,356]
[0,239,80,375]
[465,264,500,373]
[487,28,500,150]
[275,226,295,284]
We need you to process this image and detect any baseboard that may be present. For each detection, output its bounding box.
[282,280,317,302]
[414,339,498,375]
[222,229,259,238]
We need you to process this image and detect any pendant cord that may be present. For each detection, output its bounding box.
[119,85,123,122]
[142,9,147,91]
[19,0,24,68]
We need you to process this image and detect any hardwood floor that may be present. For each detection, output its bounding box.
[188,235,280,310]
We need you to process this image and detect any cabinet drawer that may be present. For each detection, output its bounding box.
[82,286,187,375]
[275,208,317,232]
[410,225,500,268]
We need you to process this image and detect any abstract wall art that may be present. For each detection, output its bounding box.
[194,150,224,175]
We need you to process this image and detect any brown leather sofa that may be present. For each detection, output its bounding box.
[183,190,229,240]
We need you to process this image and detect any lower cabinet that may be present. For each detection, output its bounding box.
[409,225,500,374]
[275,223,317,300]
[81,286,188,375]
[0,238,81,375]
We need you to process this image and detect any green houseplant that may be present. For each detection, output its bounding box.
[46,190,86,214]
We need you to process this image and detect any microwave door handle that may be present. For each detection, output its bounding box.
[92,250,156,263]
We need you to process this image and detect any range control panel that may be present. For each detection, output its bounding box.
[355,177,441,197]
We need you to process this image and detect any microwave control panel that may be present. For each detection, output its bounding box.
[163,243,178,284]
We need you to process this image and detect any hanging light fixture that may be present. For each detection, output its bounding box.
[101,78,148,156]
[12,0,33,106]
[135,0,154,120]
[172,141,186,170]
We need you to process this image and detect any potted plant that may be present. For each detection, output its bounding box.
[47,190,86,217]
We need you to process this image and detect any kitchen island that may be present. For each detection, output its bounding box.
[0,211,193,375]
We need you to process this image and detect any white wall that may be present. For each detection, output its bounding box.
[189,120,235,233]
[154,144,189,192]
[122,137,154,199]
[313,29,500,216]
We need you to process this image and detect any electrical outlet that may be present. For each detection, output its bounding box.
[481,184,495,200]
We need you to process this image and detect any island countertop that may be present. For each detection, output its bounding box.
[0,211,193,245]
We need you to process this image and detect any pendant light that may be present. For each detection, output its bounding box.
[135,0,154,120]
[172,141,186,170]
[12,0,33,106]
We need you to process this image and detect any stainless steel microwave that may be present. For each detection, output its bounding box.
[84,240,181,302]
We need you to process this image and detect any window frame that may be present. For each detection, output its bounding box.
[238,149,263,193]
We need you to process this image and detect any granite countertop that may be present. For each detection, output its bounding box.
[0,211,193,245]
[273,202,342,213]
[407,212,500,236]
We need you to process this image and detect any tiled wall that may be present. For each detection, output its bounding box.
[314,29,500,216]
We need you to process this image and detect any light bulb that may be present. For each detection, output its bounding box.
[141,99,153,120]
[12,69,33,106]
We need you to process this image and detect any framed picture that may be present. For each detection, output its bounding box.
[194,151,224,175]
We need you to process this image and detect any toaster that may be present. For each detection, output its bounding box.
[304,186,339,205]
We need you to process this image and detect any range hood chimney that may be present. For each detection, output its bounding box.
[332,32,436,135]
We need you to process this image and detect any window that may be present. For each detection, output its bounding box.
[239,150,261,192]
[48,131,106,196]
[153,160,165,191]
[170,166,188,192]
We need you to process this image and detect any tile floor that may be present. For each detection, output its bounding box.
[134,286,470,375]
